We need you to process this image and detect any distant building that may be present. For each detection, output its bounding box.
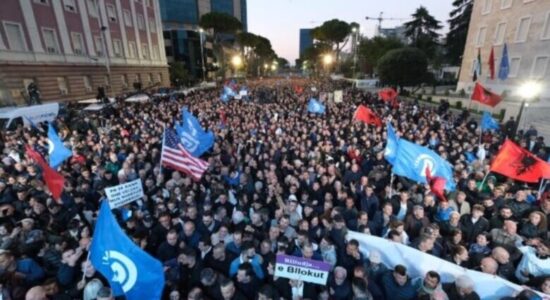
[378,25,407,43]
[457,0,550,136]
[299,28,313,58]
[160,0,247,80]
[0,0,169,105]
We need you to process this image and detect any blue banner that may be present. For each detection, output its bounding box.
[47,124,72,169]
[384,122,398,164]
[176,108,214,157]
[481,111,500,132]
[307,98,325,114]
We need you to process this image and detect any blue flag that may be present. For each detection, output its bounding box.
[176,108,214,157]
[90,201,164,300]
[481,111,500,131]
[384,122,399,164]
[220,86,236,103]
[498,43,510,80]
[307,98,325,114]
[392,139,456,191]
[47,124,72,169]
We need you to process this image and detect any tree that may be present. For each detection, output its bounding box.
[358,36,404,75]
[312,19,355,69]
[199,12,243,78]
[446,0,473,65]
[404,6,442,58]
[169,62,190,87]
[377,48,429,89]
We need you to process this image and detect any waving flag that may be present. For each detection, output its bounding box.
[392,139,456,191]
[354,105,382,127]
[471,83,503,107]
[489,47,495,80]
[498,43,510,81]
[307,98,326,114]
[176,108,214,157]
[384,122,399,164]
[47,124,72,169]
[90,201,164,300]
[473,48,482,82]
[481,112,500,132]
[25,145,64,202]
[220,86,237,103]
[490,139,550,183]
[378,88,398,102]
[162,128,209,181]
[426,168,447,202]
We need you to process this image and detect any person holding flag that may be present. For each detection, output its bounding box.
[176,108,215,157]
[307,98,326,114]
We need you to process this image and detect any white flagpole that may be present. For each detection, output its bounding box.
[480,172,490,188]
[80,250,91,284]
[159,124,166,175]
[389,172,395,198]
[537,179,546,200]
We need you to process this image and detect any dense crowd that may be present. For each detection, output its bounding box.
[0,78,548,300]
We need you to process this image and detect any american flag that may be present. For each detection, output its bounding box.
[161,128,209,181]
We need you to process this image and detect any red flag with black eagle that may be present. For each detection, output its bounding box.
[354,105,382,127]
[378,88,398,102]
[25,145,65,202]
[490,139,550,183]
[471,82,503,107]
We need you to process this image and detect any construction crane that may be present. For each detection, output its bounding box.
[365,12,409,36]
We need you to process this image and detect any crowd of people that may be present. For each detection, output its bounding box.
[0,78,548,300]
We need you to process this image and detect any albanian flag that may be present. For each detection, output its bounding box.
[471,83,503,107]
[354,105,382,127]
[25,145,65,202]
[426,168,447,202]
[378,88,398,102]
[490,139,550,183]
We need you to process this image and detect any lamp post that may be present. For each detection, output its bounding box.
[515,81,542,138]
[198,28,206,82]
[351,26,360,78]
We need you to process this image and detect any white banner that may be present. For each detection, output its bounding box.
[274,254,331,285]
[347,231,539,300]
[104,179,144,209]
[334,90,343,103]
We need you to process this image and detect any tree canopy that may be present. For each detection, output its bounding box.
[377,47,429,88]
[404,6,442,58]
[445,0,473,65]
[358,37,404,74]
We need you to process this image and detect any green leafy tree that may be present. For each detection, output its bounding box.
[446,0,473,65]
[312,19,354,70]
[199,12,243,78]
[377,47,429,89]
[358,36,404,75]
[169,62,190,87]
[404,6,442,58]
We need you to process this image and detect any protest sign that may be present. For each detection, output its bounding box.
[274,254,330,285]
[104,179,144,209]
[334,90,343,103]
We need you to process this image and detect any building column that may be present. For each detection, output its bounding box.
[129,0,142,61]
[98,0,113,57]
[18,0,45,52]
[142,0,153,62]
[153,0,166,63]
[115,0,129,58]
[77,0,96,56]
[51,0,73,54]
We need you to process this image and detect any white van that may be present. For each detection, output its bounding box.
[0,103,59,131]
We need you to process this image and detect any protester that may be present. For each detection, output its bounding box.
[0,78,547,299]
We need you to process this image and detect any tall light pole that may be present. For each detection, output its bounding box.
[94,0,112,95]
[351,26,360,78]
[198,28,206,82]
[515,81,542,138]
[323,53,333,75]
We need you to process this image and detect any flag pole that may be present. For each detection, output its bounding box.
[159,125,166,175]
[389,172,395,198]
[537,179,546,200]
[80,250,91,284]
[480,172,490,188]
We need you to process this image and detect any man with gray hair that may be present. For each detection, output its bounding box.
[443,275,480,300]
[328,266,352,300]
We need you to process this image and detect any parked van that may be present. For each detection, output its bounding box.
[0,103,59,131]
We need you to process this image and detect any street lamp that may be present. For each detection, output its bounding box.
[198,27,206,82]
[514,80,543,137]
[323,54,333,66]
[231,55,242,76]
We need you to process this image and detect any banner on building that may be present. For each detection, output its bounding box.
[274,254,330,285]
[104,179,144,209]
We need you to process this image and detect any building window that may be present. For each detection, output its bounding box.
[515,16,531,43]
[509,57,521,77]
[157,73,162,83]
[83,76,92,92]
[134,74,140,84]
[149,18,156,33]
[124,10,133,27]
[70,32,84,55]
[87,0,98,18]
[57,77,69,95]
[145,0,151,7]
[152,47,159,60]
[121,75,128,88]
[481,0,492,15]
[3,22,27,51]
[494,22,507,45]
[22,79,35,95]
[129,41,136,58]
[33,0,49,5]
[148,74,153,85]
[542,11,550,40]
[142,44,149,59]
[42,28,60,54]
[500,0,513,9]
[475,26,487,46]
[104,75,110,88]
[137,15,145,30]
[106,4,117,22]
[94,36,103,56]
[531,56,548,78]
[113,39,122,57]
[63,0,77,12]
